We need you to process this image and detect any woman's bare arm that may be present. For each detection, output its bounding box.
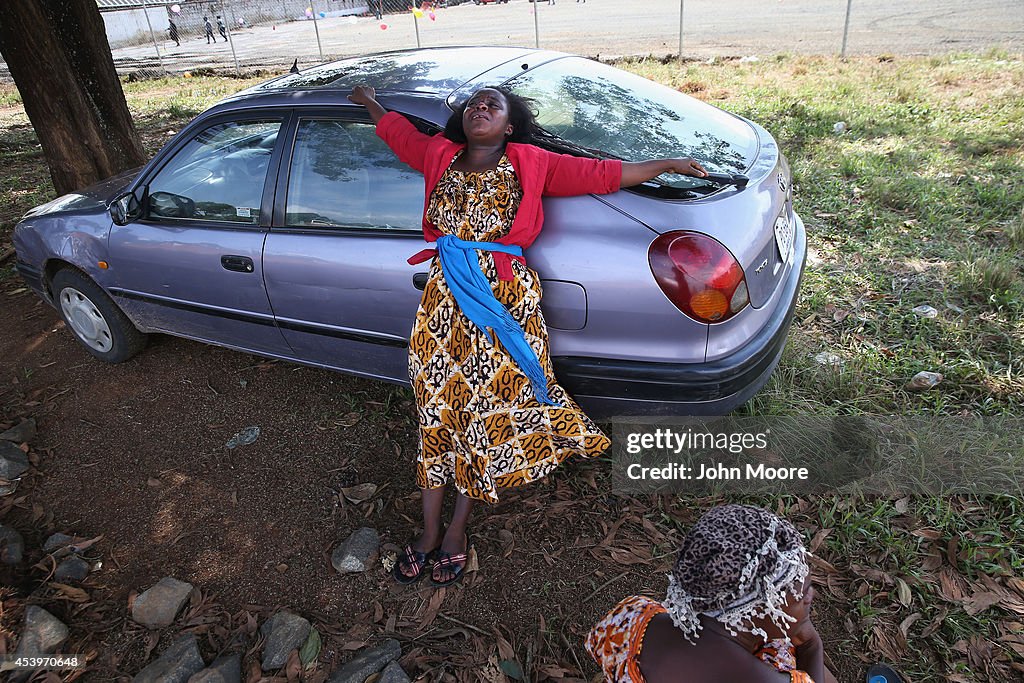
[621,158,707,186]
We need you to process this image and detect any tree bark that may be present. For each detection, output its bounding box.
[0,0,146,196]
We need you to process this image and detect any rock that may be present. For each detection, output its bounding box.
[905,371,943,392]
[260,611,311,671]
[327,639,401,683]
[378,660,412,683]
[0,418,36,444]
[43,533,75,553]
[912,304,939,318]
[55,556,91,582]
[813,351,843,367]
[225,426,260,449]
[187,653,242,683]
[0,441,30,479]
[15,606,69,656]
[133,634,204,683]
[0,418,36,443]
[331,527,380,574]
[0,524,25,564]
[132,577,194,628]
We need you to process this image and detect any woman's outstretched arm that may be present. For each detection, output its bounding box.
[621,158,708,186]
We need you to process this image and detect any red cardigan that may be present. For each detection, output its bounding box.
[376,110,622,280]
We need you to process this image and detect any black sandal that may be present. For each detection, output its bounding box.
[431,535,470,587]
[392,544,439,584]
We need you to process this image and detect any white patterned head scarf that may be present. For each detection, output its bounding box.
[662,504,810,645]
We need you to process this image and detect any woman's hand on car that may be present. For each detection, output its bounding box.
[348,85,377,106]
[664,157,708,177]
[348,85,387,123]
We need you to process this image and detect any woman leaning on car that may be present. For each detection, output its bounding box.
[347,84,707,586]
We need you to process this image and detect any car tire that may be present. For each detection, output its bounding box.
[51,268,148,363]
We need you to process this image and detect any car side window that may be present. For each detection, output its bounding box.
[146,119,282,225]
[285,119,424,231]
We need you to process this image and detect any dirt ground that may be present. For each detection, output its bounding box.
[0,278,862,681]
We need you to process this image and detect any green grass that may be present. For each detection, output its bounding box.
[624,53,1024,417]
[1,55,1022,681]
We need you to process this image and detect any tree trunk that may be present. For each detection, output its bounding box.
[0,0,146,196]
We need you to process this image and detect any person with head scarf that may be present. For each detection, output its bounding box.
[586,504,838,683]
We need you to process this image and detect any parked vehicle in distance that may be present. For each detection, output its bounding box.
[13,47,805,417]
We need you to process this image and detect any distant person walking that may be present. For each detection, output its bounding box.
[217,16,228,41]
[167,19,180,46]
[204,16,216,43]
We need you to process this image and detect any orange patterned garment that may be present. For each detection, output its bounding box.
[409,153,610,503]
[585,596,816,683]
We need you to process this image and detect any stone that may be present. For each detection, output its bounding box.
[43,533,75,553]
[0,441,30,479]
[0,524,25,565]
[260,611,311,671]
[55,556,91,582]
[905,371,943,392]
[327,639,401,683]
[133,634,204,683]
[378,661,412,683]
[14,606,69,657]
[0,418,36,443]
[331,527,380,574]
[187,653,242,683]
[132,577,194,628]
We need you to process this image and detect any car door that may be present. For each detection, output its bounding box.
[107,113,293,356]
[262,110,428,382]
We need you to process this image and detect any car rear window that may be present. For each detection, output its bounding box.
[503,57,760,193]
[252,48,529,94]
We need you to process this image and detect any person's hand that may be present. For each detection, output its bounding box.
[665,157,708,177]
[789,584,818,647]
[348,85,376,107]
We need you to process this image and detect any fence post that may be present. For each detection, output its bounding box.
[309,0,325,62]
[678,0,684,65]
[220,0,241,75]
[841,0,853,57]
[533,1,540,49]
[139,0,165,71]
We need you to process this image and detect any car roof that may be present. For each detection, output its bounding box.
[223,47,556,103]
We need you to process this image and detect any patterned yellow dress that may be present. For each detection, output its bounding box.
[408,152,609,503]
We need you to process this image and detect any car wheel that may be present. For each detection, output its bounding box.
[51,268,148,363]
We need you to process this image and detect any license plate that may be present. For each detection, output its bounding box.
[774,214,794,262]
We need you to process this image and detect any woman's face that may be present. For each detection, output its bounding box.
[462,88,512,142]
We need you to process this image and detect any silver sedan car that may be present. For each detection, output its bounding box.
[12,47,805,417]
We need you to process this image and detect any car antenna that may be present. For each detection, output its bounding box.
[290,59,300,74]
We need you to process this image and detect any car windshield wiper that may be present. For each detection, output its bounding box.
[698,172,749,189]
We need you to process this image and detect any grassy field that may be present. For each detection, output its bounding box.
[0,53,1022,681]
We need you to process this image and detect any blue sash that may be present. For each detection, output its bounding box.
[433,234,560,407]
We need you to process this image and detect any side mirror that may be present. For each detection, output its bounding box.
[110,189,142,226]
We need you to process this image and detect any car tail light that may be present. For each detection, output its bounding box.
[648,231,749,323]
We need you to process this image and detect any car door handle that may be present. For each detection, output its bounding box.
[413,273,429,290]
[221,255,254,273]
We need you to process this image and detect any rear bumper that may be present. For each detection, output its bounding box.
[554,214,806,418]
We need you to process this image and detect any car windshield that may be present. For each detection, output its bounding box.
[503,57,759,193]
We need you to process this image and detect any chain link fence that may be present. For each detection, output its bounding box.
[7,0,1022,79]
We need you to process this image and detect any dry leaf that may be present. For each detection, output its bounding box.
[809,528,832,553]
[896,578,912,607]
[341,483,377,503]
[963,591,1003,616]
